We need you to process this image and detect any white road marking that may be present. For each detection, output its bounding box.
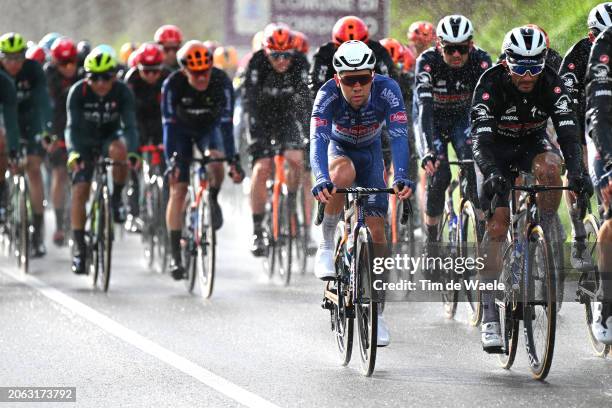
[2,269,282,408]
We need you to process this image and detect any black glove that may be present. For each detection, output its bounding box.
[568,172,594,197]
[483,173,509,201]
[229,154,245,181]
[420,151,436,169]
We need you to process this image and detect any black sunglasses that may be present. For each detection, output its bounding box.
[269,51,294,60]
[140,66,162,74]
[339,73,373,87]
[87,72,114,82]
[442,44,470,55]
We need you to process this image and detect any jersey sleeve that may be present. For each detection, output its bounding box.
[414,54,435,157]
[308,48,332,99]
[0,74,21,152]
[559,43,588,130]
[65,83,84,154]
[381,79,410,181]
[119,84,139,154]
[309,85,335,184]
[32,62,53,134]
[219,71,236,157]
[243,55,262,117]
[293,56,313,141]
[470,75,499,178]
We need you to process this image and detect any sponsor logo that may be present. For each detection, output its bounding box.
[313,117,328,127]
[436,80,447,86]
[561,72,577,89]
[553,95,572,113]
[417,71,432,84]
[476,127,492,133]
[554,86,561,94]
[390,111,408,123]
[481,61,489,69]
[381,88,400,108]
[600,54,609,64]
[482,92,490,101]
[592,63,610,79]
[558,120,574,127]
[505,106,517,114]
[501,115,519,121]
[568,63,575,70]
[472,103,492,119]
[433,87,448,93]
[420,92,433,97]
[595,89,612,97]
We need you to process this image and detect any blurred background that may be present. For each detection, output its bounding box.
[0,0,602,56]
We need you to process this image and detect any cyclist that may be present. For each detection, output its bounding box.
[0,32,53,257]
[311,40,414,346]
[585,25,612,344]
[39,33,62,53]
[415,15,491,263]
[472,26,589,352]
[119,42,138,65]
[407,21,435,58]
[213,46,239,79]
[124,43,170,232]
[155,24,183,71]
[0,69,20,224]
[244,23,311,256]
[44,37,82,246]
[66,48,139,274]
[559,2,612,270]
[76,40,91,70]
[26,45,47,65]
[162,41,243,280]
[291,31,309,55]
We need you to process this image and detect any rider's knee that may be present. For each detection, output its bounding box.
[329,158,355,187]
[252,158,273,180]
[486,209,510,241]
[109,141,127,161]
[533,152,562,185]
[599,219,612,243]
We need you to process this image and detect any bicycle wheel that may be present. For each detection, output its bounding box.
[331,221,353,365]
[355,227,377,377]
[184,198,197,293]
[583,215,610,356]
[96,186,113,292]
[276,193,292,286]
[498,240,520,369]
[142,182,156,269]
[438,209,458,319]
[523,226,556,380]
[459,200,482,326]
[156,178,169,274]
[89,198,100,281]
[196,192,216,299]
[294,187,308,274]
[14,175,29,274]
[547,214,565,311]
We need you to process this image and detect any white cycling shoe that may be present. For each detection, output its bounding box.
[481,322,503,353]
[592,302,612,345]
[314,248,335,280]
[377,313,390,347]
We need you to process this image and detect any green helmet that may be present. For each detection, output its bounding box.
[84,49,117,73]
[0,32,27,54]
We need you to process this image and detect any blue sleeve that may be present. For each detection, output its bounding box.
[220,74,236,157]
[381,79,410,181]
[161,76,177,143]
[309,85,335,184]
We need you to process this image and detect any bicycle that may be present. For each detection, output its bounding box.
[437,160,483,326]
[140,144,169,274]
[318,187,411,376]
[577,170,612,357]
[80,155,119,292]
[494,169,572,380]
[5,155,31,274]
[174,153,229,299]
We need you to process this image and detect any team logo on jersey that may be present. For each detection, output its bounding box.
[553,86,561,94]
[482,92,490,101]
[381,88,400,108]
[313,117,328,127]
[600,54,609,64]
[417,71,432,84]
[592,63,610,79]
[553,94,572,114]
[472,103,492,118]
[480,61,489,69]
[390,111,408,123]
[561,72,577,89]
[568,63,575,70]
[505,106,517,114]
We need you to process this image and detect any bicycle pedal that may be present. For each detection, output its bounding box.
[482,345,504,354]
[321,298,333,310]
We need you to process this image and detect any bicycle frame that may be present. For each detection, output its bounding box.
[272,152,287,241]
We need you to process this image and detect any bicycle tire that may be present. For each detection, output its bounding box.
[498,240,519,369]
[438,210,458,319]
[459,200,482,326]
[332,221,353,365]
[196,192,216,299]
[184,195,197,293]
[583,215,610,357]
[17,175,29,274]
[97,186,113,292]
[277,193,293,286]
[89,198,100,282]
[355,227,377,377]
[142,182,156,270]
[523,226,556,380]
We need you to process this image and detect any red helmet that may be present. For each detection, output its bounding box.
[332,16,369,45]
[408,21,435,46]
[263,23,293,51]
[525,24,550,48]
[25,46,46,64]
[51,37,77,62]
[380,38,404,64]
[136,42,164,67]
[401,46,416,72]
[127,50,140,68]
[154,24,183,45]
[291,31,309,54]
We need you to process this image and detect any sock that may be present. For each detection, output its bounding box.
[33,213,44,242]
[73,229,86,255]
[481,278,499,323]
[112,183,124,204]
[55,208,64,231]
[425,223,438,243]
[252,213,264,232]
[169,229,182,263]
[209,187,220,201]
[319,213,341,250]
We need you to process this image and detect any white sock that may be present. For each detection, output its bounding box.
[320,213,341,250]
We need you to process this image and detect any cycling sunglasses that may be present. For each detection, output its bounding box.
[163,45,180,53]
[187,69,211,77]
[87,72,114,82]
[268,50,294,60]
[339,73,374,87]
[139,65,162,73]
[57,59,77,66]
[507,61,545,76]
[442,44,470,55]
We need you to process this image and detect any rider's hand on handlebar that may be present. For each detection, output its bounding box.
[393,178,415,200]
[128,153,141,170]
[228,155,245,183]
[421,152,438,176]
[602,178,612,205]
[483,173,508,201]
[312,181,335,204]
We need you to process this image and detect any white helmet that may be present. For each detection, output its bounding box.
[332,40,376,73]
[502,26,547,60]
[588,2,612,32]
[436,15,474,43]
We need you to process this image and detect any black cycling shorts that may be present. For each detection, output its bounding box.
[247,114,304,165]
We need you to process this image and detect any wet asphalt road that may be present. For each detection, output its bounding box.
[1,185,611,407]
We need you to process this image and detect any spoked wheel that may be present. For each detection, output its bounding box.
[95,187,113,292]
[142,183,156,270]
[459,201,482,326]
[583,215,610,357]
[12,175,30,274]
[393,197,416,257]
[196,193,216,299]
[331,221,353,365]
[183,198,197,293]
[438,210,458,319]
[276,193,293,286]
[547,215,565,311]
[355,228,377,377]
[498,241,519,369]
[523,226,556,380]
